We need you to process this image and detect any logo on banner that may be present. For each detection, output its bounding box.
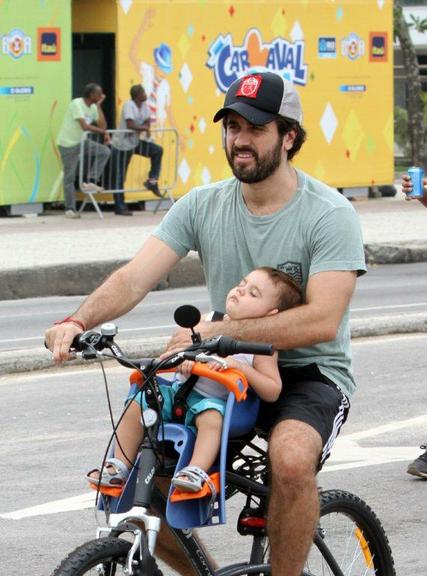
[341,33,364,61]
[207,28,308,93]
[369,32,387,62]
[318,37,336,59]
[37,28,61,61]
[1,28,32,60]
[0,86,34,96]
[339,84,367,93]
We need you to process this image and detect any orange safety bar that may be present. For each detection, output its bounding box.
[128,362,249,402]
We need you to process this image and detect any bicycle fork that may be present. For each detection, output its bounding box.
[98,423,163,575]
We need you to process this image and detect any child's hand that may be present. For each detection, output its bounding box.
[206,360,226,372]
[178,360,194,377]
[208,356,241,372]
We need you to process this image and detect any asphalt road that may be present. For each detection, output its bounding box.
[1,261,427,352]
[0,333,426,574]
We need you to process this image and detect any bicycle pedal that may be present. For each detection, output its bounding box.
[170,472,220,502]
[87,481,123,498]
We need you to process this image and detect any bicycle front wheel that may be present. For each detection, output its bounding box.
[51,536,163,576]
[305,489,396,575]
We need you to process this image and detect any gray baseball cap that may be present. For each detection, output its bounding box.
[213,71,303,125]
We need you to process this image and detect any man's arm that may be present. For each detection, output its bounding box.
[78,94,110,143]
[126,118,150,133]
[45,236,181,363]
[167,270,357,351]
[95,94,108,130]
[77,117,106,136]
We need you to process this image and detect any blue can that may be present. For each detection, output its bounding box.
[407,166,425,198]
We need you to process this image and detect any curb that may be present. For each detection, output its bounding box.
[1,242,427,300]
[0,253,206,300]
[364,242,427,265]
[2,313,426,377]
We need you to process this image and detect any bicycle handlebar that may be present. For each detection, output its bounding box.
[211,335,273,357]
[70,325,274,373]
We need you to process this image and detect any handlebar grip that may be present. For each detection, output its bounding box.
[216,335,274,357]
[71,333,84,351]
[71,330,104,352]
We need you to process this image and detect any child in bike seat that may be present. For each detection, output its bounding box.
[86,266,302,493]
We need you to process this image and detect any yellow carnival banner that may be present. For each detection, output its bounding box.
[115,0,393,195]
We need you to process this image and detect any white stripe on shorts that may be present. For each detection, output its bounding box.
[320,392,350,465]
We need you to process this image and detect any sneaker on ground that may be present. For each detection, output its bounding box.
[144,179,162,198]
[81,181,104,193]
[115,207,133,216]
[65,209,81,219]
[407,443,427,478]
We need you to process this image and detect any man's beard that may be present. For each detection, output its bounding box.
[225,138,283,183]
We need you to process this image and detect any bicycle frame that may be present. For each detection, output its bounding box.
[64,320,392,576]
[99,465,271,576]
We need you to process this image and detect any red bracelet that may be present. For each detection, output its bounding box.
[54,316,86,331]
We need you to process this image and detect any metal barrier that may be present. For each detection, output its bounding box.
[78,128,179,218]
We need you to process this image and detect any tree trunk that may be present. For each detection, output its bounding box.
[394,1,426,167]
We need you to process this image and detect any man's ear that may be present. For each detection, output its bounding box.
[283,129,296,152]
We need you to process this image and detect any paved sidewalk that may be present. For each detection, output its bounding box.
[1,187,427,375]
[1,187,427,300]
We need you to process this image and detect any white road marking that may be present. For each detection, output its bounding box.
[1,415,425,521]
[344,414,427,440]
[0,492,96,520]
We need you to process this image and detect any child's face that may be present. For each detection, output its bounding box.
[225,270,279,320]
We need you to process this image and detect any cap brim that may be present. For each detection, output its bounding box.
[213,102,278,125]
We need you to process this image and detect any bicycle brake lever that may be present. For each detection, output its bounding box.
[195,353,228,369]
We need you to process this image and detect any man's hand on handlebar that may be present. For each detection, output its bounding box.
[45,323,83,364]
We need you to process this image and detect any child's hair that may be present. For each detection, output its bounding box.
[256,266,303,311]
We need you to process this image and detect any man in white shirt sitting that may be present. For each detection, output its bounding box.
[111,85,164,215]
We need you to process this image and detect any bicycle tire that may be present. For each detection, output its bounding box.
[231,489,395,576]
[51,536,163,576]
[305,489,396,575]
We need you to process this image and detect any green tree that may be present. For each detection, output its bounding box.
[394,1,426,166]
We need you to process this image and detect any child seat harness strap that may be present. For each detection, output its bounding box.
[171,311,224,423]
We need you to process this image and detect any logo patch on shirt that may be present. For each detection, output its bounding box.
[277,262,303,284]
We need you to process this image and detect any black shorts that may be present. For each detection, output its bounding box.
[257,364,350,467]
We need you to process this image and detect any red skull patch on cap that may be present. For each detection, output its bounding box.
[236,75,262,99]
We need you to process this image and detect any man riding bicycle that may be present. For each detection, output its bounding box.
[45,71,366,575]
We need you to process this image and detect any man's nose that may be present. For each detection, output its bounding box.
[234,129,251,147]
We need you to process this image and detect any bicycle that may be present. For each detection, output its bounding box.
[52,305,396,576]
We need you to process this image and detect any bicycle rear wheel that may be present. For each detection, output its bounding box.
[51,536,163,576]
[235,489,395,576]
[305,489,396,575]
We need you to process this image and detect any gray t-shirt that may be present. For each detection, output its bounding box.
[153,169,367,397]
[112,99,150,151]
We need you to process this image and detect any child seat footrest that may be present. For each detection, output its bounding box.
[170,472,220,502]
[87,482,124,498]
